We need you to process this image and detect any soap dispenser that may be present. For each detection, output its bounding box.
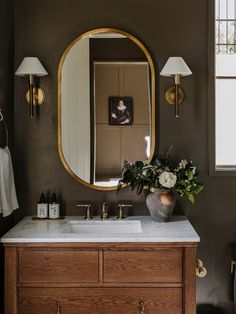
[37,193,48,218]
[49,193,60,219]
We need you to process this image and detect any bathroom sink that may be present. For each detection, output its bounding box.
[63,220,142,234]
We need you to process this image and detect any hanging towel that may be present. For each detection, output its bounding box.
[234,265,236,312]
[0,146,19,217]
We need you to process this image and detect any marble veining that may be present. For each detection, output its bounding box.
[1,216,200,243]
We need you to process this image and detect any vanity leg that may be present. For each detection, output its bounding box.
[5,247,18,314]
[183,247,197,314]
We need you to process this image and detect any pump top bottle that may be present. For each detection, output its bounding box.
[37,193,48,218]
[49,193,60,219]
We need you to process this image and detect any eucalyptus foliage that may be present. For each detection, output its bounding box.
[117,158,204,204]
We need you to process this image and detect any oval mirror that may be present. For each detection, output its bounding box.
[58,28,155,190]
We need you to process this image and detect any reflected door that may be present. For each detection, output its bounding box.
[94,62,151,186]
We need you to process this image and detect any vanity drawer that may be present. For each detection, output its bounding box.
[18,249,98,283]
[19,287,182,314]
[104,249,182,283]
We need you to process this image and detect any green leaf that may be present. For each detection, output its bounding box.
[188,172,194,181]
[137,183,143,195]
[192,185,204,194]
[135,161,144,169]
[187,193,195,204]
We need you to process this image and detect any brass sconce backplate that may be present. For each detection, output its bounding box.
[26,88,45,106]
[165,87,184,105]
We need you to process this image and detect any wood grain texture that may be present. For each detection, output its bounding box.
[98,250,103,284]
[104,249,183,283]
[19,287,182,314]
[17,282,183,288]
[18,250,98,284]
[183,247,196,314]
[5,243,197,313]
[4,247,17,314]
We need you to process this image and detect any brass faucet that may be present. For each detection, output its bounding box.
[76,204,92,220]
[101,202,109,219]
[117,204,133,219]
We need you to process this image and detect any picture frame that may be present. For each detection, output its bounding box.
[109,97,133,125]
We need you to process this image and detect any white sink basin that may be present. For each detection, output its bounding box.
[63,220,142,234]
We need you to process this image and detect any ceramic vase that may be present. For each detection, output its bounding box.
[146,188,176,222]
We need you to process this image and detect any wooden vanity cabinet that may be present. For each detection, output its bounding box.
[4,243,197,314]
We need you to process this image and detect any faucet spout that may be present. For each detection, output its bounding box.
[76,204,92,220]
[101,202,109,219]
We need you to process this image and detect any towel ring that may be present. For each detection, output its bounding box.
[0,110,9,147]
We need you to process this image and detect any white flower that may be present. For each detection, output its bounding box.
[159,171,177,188]
[150,187,155,193]
[179,159,188,169]
[142,170,147,176]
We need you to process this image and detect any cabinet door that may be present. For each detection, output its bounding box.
[104,249,182,283]
[19,287,182,314]
[19,249,98,283]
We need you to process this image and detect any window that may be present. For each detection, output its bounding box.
[215,0,236,170]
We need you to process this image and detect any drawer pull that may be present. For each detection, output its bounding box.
[139,300,145,314]
[56,303,61,314]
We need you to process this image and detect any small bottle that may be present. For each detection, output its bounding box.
[37,193,48,218]
[49,193,60,219]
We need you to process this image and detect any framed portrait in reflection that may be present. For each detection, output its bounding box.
[109,97,133,125]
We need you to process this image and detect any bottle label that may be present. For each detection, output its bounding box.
[37,204,48,218]
[49,204,60,219]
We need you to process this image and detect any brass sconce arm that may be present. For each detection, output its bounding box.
[175,74,180,118]
[28,74,34,118]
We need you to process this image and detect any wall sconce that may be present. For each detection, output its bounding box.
[160,57,192,118]
[15,57,48,118]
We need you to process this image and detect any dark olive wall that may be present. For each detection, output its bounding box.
[13,0,235,312]
[90,38,146,60]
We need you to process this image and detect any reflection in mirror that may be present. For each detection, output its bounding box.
[58,29,155,190]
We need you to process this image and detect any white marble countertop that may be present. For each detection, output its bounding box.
[1,216,200,243]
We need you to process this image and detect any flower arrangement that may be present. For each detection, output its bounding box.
[117,158,204,203]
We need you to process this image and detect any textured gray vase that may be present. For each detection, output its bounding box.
[146,188,176,222]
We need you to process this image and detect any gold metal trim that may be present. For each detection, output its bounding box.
[58,28,156,191]
[165,86,184,105]
[26,88,45,105]
[0,109,3,121]
[196,259,207,278]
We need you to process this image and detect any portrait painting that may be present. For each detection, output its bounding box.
[109,97,133,125]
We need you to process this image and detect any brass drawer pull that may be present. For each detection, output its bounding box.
[139,300,145,314]
[56,303,61,314]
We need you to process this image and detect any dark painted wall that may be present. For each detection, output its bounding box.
[0,0,14,312]
[90,38,146,60]
[13,0,235,313]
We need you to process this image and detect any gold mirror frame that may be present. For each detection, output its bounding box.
[58,28,156,191]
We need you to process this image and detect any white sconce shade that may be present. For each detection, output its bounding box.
[15,57,48,77]
[160,57,192,118]
[160,57,192,77]
[15,57,48,118]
